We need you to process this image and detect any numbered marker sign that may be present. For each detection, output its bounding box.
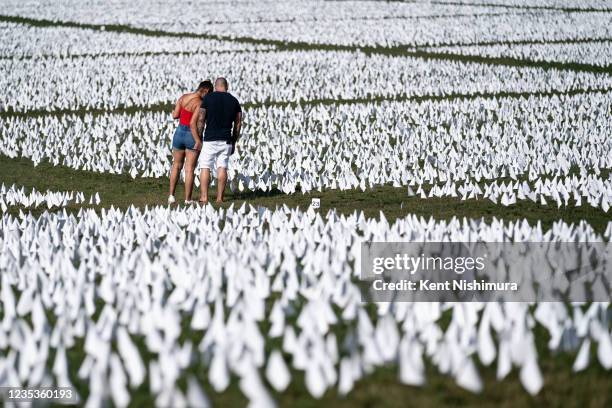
[311,198,321,208]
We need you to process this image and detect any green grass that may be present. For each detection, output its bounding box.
[1,155,610,234]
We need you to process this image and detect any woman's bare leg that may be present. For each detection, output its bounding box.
[169,149,185,197]
[184,149,199,201]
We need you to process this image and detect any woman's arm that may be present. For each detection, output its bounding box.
[171,96,182,119]
[190,103,204,151]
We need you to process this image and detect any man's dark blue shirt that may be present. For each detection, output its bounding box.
[202,91,241,142]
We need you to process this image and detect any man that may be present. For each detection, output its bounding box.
[190,77,242,204]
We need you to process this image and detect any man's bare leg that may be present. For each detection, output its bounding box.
[216,167,227,203]
[199,168,211,204]
[169,150,185,198]
[184,150,198,201]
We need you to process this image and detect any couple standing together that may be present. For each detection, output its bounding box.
[168,77,242,205]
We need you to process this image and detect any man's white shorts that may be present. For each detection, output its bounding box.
[197,141,232,170]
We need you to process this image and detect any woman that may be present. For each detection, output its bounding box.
[168,80,213,204]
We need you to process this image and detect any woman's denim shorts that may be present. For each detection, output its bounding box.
[172,124,196,150]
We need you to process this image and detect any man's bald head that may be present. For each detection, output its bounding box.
[214,77,229,92]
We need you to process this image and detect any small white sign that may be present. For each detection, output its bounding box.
[311,198,321,208]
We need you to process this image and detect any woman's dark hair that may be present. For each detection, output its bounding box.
[198,80,214,93]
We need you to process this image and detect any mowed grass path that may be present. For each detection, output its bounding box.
[1,156,610,234]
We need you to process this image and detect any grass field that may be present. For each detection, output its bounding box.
[2,156,610,234]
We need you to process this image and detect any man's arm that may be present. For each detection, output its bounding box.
[196,108,206,135]
[190,105,205,151]
[232,111,242,143]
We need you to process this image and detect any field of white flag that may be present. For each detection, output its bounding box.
[0,0,611,407]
